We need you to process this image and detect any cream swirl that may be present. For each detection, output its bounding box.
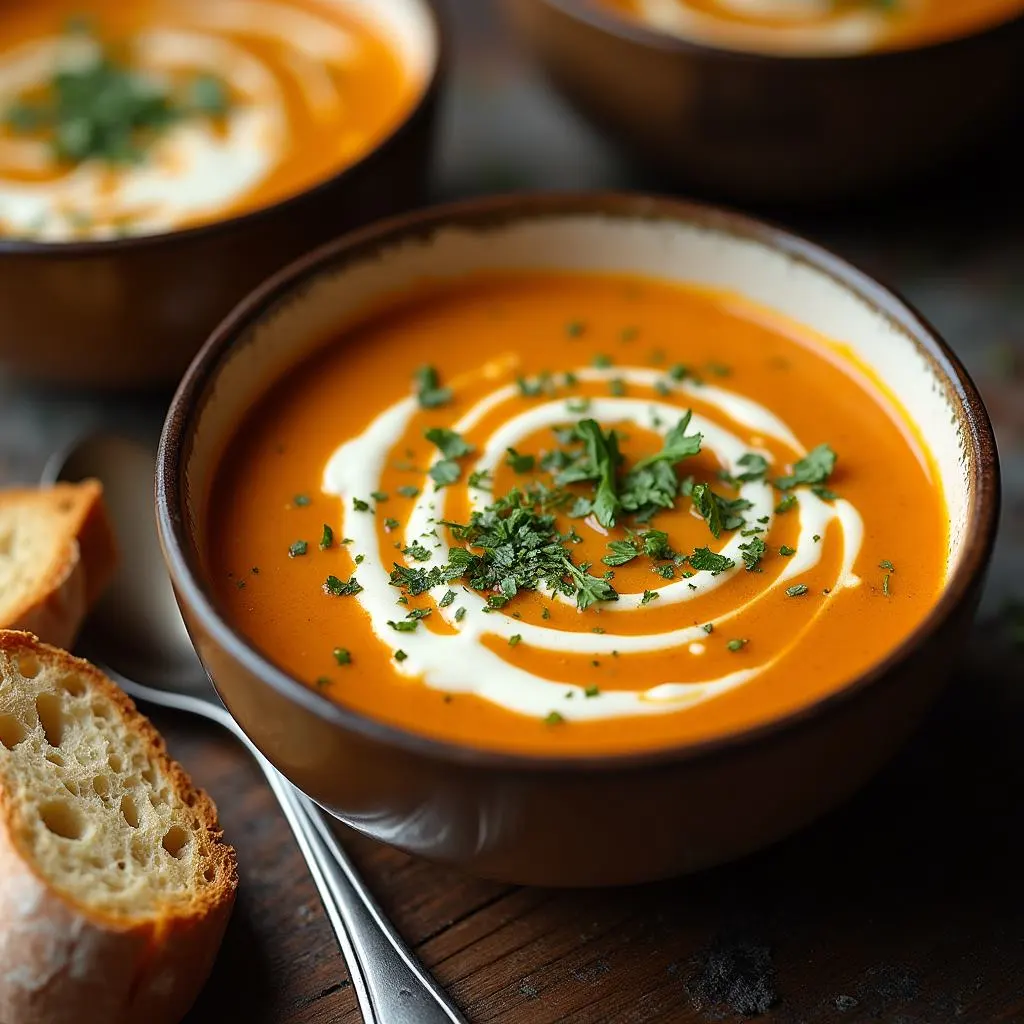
[323,364,864,722]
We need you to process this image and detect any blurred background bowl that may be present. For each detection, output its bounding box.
[502,0,1024,205]
[0,0,445,391]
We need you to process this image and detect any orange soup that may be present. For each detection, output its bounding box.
[600,0,1024,54]
[0,0,428,240]
[207,272,947,756]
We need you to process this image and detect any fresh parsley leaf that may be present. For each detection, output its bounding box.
[775,494,798,514]
[397,485,420,498]
[775,444,837,490]
[733,453,769,482]
[402,542,432,562]
[690,483,751,538]
[640,589,659,605]
[739,536,766,572]
[371,490,389,502]
[508,634,522,646]
[383,517,400,530]
[333,647,352,665]
[319,524,333,550]
[879,559,895,571]
[468,469,492,491]
[506,448,536,473]
[425,427,474,459]
[394,649,408,662]
[324,575,362,597]
[288,540,308,558]
[786,584,809,597]
[779,544,797,557]
[544,710,565,725]
[602,539,639,567]
[565,419,621,528]
[352,497,370,512]
[689,547,735,575]
[413,365,452,408]
[388,619,419,632]
[454,606,467,622]
[429,459,461,488]
[439,590,456,608]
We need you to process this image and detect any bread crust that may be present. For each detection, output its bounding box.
[0,631,237,1024]
[2,482,118,651]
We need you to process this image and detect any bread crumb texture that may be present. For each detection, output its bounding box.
[0,632,236,920]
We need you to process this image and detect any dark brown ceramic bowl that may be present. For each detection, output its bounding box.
[156,192,999,887]
[0,0,444,391]
[503,0,1024,204]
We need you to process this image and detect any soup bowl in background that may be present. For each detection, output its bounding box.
[0,0,444,390]
[502,0,1024,205]
[156,193,999,887]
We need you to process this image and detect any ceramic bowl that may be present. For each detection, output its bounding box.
[503,0,1024,204]
[0,0,444,391]
[156,193,999,886]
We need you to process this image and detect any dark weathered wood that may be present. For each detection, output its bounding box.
[170,617,1023,1024]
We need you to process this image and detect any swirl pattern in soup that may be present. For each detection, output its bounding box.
[0,0,425,240]
[601,0,1024,54]
[207,272,947,755]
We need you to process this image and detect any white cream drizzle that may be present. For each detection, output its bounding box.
[0,2,370,239]
[322,364,864,722]
[634,0,922,54]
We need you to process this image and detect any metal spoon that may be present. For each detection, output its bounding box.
[44,433,467,1024]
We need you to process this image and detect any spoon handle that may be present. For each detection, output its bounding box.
[257,761,468,1024]
[102,672,467,1024]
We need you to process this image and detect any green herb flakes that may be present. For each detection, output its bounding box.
[319,524,333,550]
[726,638,748,652]
[288,540,308,558]
[333,647,352,666]
[413,365,452,408]
[786,584,809,597]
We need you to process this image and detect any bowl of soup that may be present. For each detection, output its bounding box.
[0,0,443,388]
[503,0,1024,203]
[156,193,998,886]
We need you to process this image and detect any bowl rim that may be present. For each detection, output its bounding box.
[157,190,1001,772]
[0,0,446,260]
[533,0,1024,63]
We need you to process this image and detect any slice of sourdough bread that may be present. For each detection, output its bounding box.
[0,482,117,650]
[0,631,237,1024]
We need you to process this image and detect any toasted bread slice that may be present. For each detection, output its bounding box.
[0,631,237,1024]
[0,482,117,650]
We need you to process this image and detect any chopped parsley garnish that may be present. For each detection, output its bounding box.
[592,353,613,368]
[288,540,308,558]
[584,685,600,698]
[509,634,522,646]
[402,542,432,562]
[565,320,585,338]
[314,676,331,688]
[727,638,748,652]
[429,459,461,489]
[319,524,333,550]
[739,536,766,572]
[352,497,371,512]
[559,419,622,528]
[468,470,493,491]
[425,427,474,459]
[413,365,452,408]
[388,619,419,632]
[731,453,770,483]
[609,378,626,397]
[667,363,689,382]
[544,710,565,725]
[397,485,420,498]
[779,544,796,557]
[640,589,659,605]
[506,448,536,473]
[619,413,703,521]
[775,444,837,491]
[454,606,467,622]
[324,575,362,597]
[786,584,809,597]
[879,559,895,572]
[602,540,639,567]
[293,494,311,507]
[371,491,389,502]
[439,590,456,608]
[702,623,714,634]
[517,374,552,398]
[4,22,232,167]
[775,494,798,514]
[406,608,432,621]
[652,563,675,580]
[688,547,735,575]
[394,650,408,662]
[690,483,751,538]
[383,517,400,531]
[620,326,638,342]
[333,647,352,665]
[566,397,591,414]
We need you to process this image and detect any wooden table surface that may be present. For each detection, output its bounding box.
[3,3,1024,1021]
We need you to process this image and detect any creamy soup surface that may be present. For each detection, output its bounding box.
[207,272,948,756]
[601,0,1024,54]
[0,0,424,240]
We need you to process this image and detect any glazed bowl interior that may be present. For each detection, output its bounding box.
[164,195,989,763]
